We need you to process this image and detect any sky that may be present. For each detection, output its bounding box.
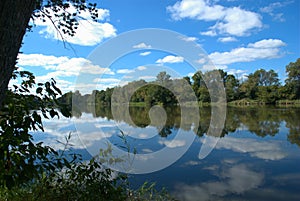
[15,0,300,94]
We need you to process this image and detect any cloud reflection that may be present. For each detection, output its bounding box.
[202,136,288,160]
[174,164,264,201]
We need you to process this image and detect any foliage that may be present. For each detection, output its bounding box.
[285,58,300,99]
[63,59,300,108]
[0,0,100,108]
[0,70,175,199]
[32,0,98,40]
[0,69,71,189]
[0,132,176,201]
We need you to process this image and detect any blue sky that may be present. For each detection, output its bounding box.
[15,0,300,94]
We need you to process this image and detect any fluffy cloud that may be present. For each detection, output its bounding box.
[226,69,248,80]
[159,139,186,148]
[211,136,288,160]
[138,75,156,80]
[36,113,118,150]
[174,164,264,201]
[116,69,134,74]
[136,66,147,71]
[133,43,152,49]
[180,36,198,42]
[18,54,114,76]
[218,36,237,43]
[168,0,262,36]
[93,78,120,83]
[209,39,286,65]
[139,51,151,56]
[248,39,286,49]
[33,6,116,46]
[156,55,184,64]
[200,30,217,36]
[17,53,115,94]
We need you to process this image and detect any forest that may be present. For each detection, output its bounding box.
[60,58,300,107]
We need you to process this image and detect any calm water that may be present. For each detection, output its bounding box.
[33,106,300,201]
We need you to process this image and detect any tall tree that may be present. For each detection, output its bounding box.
[239,69,280,100]
[156,71,171,85]
[285,58,300,99]
[225,74,239,102]
[191,71,204,98]
[0,0,97,108]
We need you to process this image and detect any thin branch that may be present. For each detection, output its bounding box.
[35,9,78,56]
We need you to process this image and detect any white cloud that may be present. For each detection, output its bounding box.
[187,72,195,77]
[159,139,186,148]
[33,6,116,46]
[227,69,248,80]
[156,55,184,64]
[200,30,217,36]
[183,160,201,166]
[93,78,120,83]
[209,39,286,65]
[133,43,152,49]
[214,7,262,36]
[248,39,286,49]
[174,164,264,201]
[138,75,156,80]
[136,66,147,71]
[211,136,288,160]
[123,75,133,79]
[74,82,117,94]
[141,148,153,153]
[218,36,237,43]
[168,0,262,36]
[17,53,115,94]
[117,69,134,74]
[202,64,227,71]
[18,53,69,67]
[139,51,151,56]
[18,54,114,76]
[260,1,291,22]
[138,133,149,139]
[196,58,207,64]
[180,36,198,42]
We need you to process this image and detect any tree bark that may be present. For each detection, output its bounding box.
[0,0,36,108]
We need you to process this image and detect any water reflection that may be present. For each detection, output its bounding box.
[174,163,264,201]
[78,105,300,147]
[33,106,300,200]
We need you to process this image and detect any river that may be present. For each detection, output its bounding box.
[32,106,300,201]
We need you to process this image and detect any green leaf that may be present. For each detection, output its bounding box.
[51,81,62,95]
[36,87,43,94]
[49,109,58,118]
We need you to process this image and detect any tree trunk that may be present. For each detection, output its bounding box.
[0,0,36,108]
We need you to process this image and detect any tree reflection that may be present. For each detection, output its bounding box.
[285,110,300,147]
[73,104,300,147]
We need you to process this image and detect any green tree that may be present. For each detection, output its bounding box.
[156,71,171,85]
[255,69,280,103]
[225,74,239,102]
[0,0,97,108]
[202,70,226,103]
[191,71,204,94]
[192,71,206,101]
[239,69,280,102]
[285,58,300,99]
[239,73,258,99]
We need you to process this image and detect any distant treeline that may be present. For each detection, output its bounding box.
[59,58,300,106]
